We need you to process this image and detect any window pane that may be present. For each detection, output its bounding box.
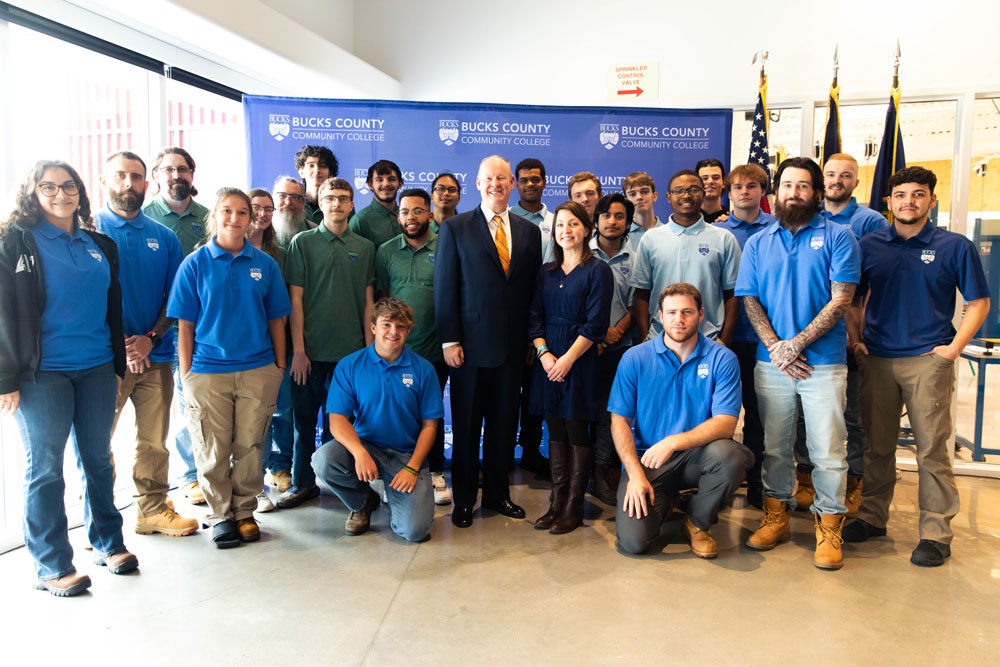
[731,107,802,172]
[969,97,1000,238]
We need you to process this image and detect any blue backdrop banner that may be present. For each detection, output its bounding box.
[244,96,732,211]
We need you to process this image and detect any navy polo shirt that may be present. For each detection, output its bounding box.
[859,223,990,357]
[735,214,861,365]
[30,219,113,371]
[821,197,888,238]
[95,206,184,363]
[714,210,777,343]
[326,345,444,452]
[608,333,741,454]
[167,238,291,374]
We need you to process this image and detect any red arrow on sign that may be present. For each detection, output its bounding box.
[617,86,644,97]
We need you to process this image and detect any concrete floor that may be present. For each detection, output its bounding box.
[1,468,999,666]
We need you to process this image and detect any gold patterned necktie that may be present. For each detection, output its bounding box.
[493,215,510,275]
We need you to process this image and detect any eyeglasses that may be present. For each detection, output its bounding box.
[37,181,80,197]
[432,186,459,194]
[668,186,705,196]
[320,195,352,205]
[399,208,428,218]
[157,166,192,176]
[251,205,275,214]
[275,192,305,203]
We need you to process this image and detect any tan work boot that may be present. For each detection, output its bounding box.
[345,489,380,536]
[136,509,199,536]
[34,571,92,597]
[746,497,790,550]
[182,480,206,505]
[845,477,864,516]
[237,517,261,542]
[793,472,814,510]
[683,517,718,559]
[814,513,846,570]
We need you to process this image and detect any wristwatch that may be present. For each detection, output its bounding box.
[144,331,162,348]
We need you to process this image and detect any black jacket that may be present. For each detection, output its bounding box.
[0,221,126,394]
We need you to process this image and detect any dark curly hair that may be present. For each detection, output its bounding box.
[1,159,94,235]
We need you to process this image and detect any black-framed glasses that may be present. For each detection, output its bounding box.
[432,186,459,194]
[251,205,275,214]
[157,166,192,176]
[276,192,305,203]
[320,195,352,205]
[668,186,705,196]
[37,181,79,197]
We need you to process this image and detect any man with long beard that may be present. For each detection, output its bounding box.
[95,151,198,536]
[736,157,861,570]
[611,283,750,559]
[272,176,314,250]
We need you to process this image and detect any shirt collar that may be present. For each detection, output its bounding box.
[102,204,145,229]
[481,203,510,226]
[666,215,706,235]
[821,197,858,222]
[728,210,772,228]
[319,223,353,243]
[365,343,413,368]
[366,200,398,217]
[767,213,825,235]
[652,331,710,364]
[35,218,77,240]
[887,221,937,244]
[207,236,252,259]
[396,230,437,251]
[589,235,628,260]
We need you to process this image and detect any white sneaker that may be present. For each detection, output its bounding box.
[256,490,275,513]
[432,472,452,506]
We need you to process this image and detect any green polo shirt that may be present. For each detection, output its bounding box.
[142,195,209,256]
[266,244,287,277]
[305,201,323,225]
[375,232,442,363]
[349,200,399,249]
[285,224,375,362]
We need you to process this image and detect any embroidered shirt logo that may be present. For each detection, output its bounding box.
[250,268,262,281]
[619,264,630,276]
[921,249,936,264]
[348,251,359,263]
[428,253,435,264]
[697,363,710,379]
[698,243,710,256]
[402,373,414,387]
[810,235,824,250]
[88,249,103,262]
[147,238,160,251]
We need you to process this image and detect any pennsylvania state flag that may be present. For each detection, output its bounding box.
[821,84,841,166]
[868,87,906,220]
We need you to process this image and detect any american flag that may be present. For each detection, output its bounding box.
[747,81,771,184]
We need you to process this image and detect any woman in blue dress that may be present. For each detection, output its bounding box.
[529,201,613,534]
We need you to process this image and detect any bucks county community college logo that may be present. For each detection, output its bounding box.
[439,120,460,146]
[268,114,290,141]
[250,268,262,281]
[921,249,936,264]
[698,243,710,256]
[402,373,414,388]
[146,238,159,251]
[599,123,620,150]
[354,169,370,195]
[697,363,709,379]
[88,249,103,262]
[810,235,824,250]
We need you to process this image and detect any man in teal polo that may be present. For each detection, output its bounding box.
[350,159,403,249]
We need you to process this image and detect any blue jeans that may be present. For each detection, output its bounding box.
[14,362,126,580]
[172,361,199,484]
[312,438,434,542]
[264,363,293,474]
[755,362,848,515]
[290,361,336,489]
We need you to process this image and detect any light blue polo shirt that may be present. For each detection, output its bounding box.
[167,238,291,374]
[511,203,554,263]
[326,345,444,452]
[626,216,664,255]
[30,220,113,371]
[735,213,861,365]
[859,223,990,357]
[608,333,741,454]
[821,197,888,239]
[590,236,635,350]
[95,206,184,363]
[630,217,741,340]
[714,210,777,343]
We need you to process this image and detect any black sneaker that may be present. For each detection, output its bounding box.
[842,519,887,543]
[276,484,320,509]
[910,539,951,567]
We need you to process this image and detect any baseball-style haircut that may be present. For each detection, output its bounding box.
[667,169,702,191]
[658,282,703,312]
[888,166,937,195]
[622,171,655,193]
[318,177,354,199]
[568,171,602,198]
[727,163,769,190]
[105,150,147,174]
[371,296,415,328]
[775,157,824,193]
[294,145,339,176]
[398,188,431,207]
[366,159,403,185]
[515,158,546,181]
[595,193,635,226]
[825,153,858,168]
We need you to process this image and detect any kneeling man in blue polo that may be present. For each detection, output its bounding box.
[312,298,443,541]
[610,283,751,559]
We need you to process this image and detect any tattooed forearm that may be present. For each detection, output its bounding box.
[793,281,856,351]
[743,296,779,347]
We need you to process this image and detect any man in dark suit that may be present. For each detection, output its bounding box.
[434,155,542,527]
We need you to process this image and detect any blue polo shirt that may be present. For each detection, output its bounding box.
[608,333,741,454]
[859,223,990,357]
[714,210,777,343]
[167,238,291,373]
[590,236,635,350]
[821,197,888,238]
[326,345,444,452]
[511,203,554,263]
[95,206,184,363]
[630,217,741,340]
[735,214,861,365]
[30,219,113,371]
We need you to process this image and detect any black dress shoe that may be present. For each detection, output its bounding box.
[276,484,320,509]
[842,518,888,543]
[451,505,474,528]
[910,539,950,567]
[482,498,525,519]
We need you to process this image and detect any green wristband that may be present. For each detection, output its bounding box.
[403,465,418,476]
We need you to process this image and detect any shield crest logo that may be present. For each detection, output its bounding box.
[348,252,359,263]
[698,244,710,256]
[599,123,620,150]
[439,120,460,146]
[268,114,290,141]
[146,238,160,251]
[402,373,414,387]
[921,250,936,264]
[250,268,262,281]
[354,169,370,195]
[810,235,824,250]
[619,264,630,276]
[697,363,709,379]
